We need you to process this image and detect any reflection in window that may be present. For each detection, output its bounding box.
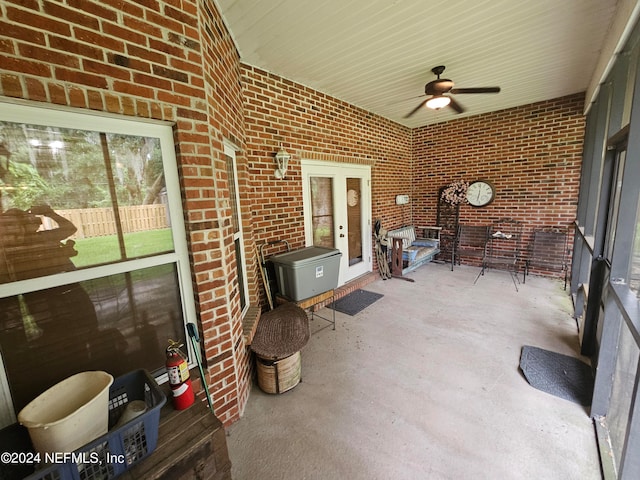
[310,177,334,248]
[0,124,173,282]
[0,108,191,421]
[346,177,362,266]
[0,266,183,412]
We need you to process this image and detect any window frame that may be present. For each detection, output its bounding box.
[0,98,197,425]
[224,142,249,315]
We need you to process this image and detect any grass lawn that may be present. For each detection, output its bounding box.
[72,228,174,267]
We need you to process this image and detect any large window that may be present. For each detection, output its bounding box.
[0,100,195,425]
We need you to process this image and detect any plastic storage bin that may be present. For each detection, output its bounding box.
[26,369,166,480]
[271,246,342,301]
[18,371,114,456]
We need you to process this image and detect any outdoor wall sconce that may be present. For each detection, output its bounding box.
[274,146,291,179]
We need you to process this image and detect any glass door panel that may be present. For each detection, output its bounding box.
[346,177,362,266]
[302,161,371,285]
[310,177,334,248]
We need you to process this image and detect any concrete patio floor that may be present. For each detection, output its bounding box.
[226,262,602,480]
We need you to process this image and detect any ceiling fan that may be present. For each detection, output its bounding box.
[405,65,501,118]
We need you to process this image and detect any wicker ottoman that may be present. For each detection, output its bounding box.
[251,303,310,394]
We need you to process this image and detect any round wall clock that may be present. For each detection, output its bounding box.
[466,180,495,207]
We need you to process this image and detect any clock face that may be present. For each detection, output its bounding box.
[466,181,495,207]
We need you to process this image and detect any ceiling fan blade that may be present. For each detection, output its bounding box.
[404,99,428,118]
[448,97,465,114]
[450,87,501,94]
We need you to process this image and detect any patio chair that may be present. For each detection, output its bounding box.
[481,218,523,290]
[452,224,490,271]
[523,226,569,289]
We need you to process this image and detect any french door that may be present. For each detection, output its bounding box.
[301,160,372,285]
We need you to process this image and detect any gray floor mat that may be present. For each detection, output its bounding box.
[331,289,383,316]
[520,345,594,406]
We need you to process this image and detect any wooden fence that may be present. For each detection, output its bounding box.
[44,205,170,239]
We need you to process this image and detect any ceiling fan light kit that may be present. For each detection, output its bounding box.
[405,65,501,118]
[425,95,451,110]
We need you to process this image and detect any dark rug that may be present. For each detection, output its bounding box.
[331,289,383,316]
[519,345,594,406]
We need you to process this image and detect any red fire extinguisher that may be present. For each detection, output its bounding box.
[166,339,195,410]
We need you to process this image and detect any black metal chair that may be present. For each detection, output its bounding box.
[523,226,569,289]
[452,224,490,272]
[481,218,523,290]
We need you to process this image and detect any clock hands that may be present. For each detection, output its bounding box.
[467,180,494,207]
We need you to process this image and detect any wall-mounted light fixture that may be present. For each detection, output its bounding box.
[274,146,291,179]
[395,194,410,205]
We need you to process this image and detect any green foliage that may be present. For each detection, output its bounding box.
[3,161,50,210]
[0,122,165,212]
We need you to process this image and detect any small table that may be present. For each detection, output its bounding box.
[277,289,336,330]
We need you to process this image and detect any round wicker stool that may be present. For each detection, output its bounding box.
[251,303,310,394]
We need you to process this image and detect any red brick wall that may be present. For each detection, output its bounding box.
[0,0,249,426]
[242,65,413,258]
[242,69,584,277]
[195,0,253,426]
[412,93,585,269]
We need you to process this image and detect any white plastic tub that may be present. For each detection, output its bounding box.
[18,371,114,456]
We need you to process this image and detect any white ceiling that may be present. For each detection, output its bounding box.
[216,0,629,128]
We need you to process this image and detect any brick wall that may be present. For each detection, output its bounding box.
[412,93,585,269]
[195,0,253,426]
[242,65,413,269]
[0,0,249,426]
[242,65,413,243]
[243,69,584,278]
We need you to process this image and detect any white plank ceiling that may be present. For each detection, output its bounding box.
[216,0,626,128]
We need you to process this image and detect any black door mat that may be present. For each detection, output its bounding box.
[330,289,383,316]
[519,345,594,406]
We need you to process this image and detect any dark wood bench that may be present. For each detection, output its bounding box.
[122,394,231,480]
